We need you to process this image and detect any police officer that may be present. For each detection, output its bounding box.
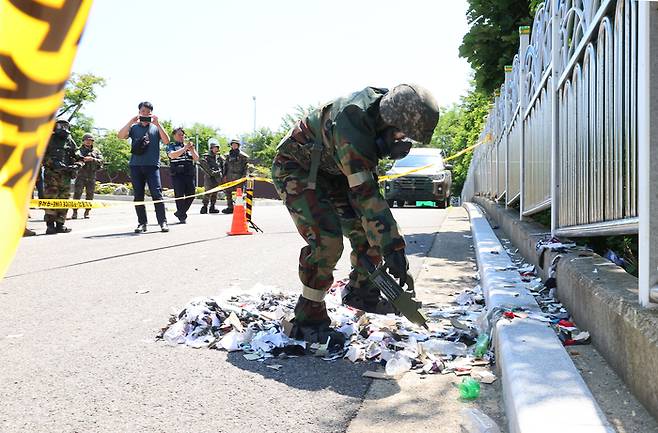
[272,84,439,345]
[71,132,103,219]
[222,139,249,214]
[43,119,82,234]
[199,138,224,214]
[167,127,199,223]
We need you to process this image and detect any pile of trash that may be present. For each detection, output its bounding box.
[157,282,498,381]
[500,236,592,346]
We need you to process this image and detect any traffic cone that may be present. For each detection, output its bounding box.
[227,188,253,236]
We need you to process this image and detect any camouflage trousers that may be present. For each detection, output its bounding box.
[272,155,381,302]
[74,175,95,201]
[43,167,72,224]
[202,176,218,206]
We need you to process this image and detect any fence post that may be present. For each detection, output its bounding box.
[550,0,560,236]
[519,26,530,220]
[504,66,512,207]
[638,1,658,307]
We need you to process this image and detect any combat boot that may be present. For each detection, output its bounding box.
[71,209,78,219]
[200,205,208,214]
[221,207,233,214]
[83,209,90,219]
[209,205,220,214]
[45,221,57,235]
[23,228,36,237]
[342,281,398,315]
[55,222,72,233]
[287,296,346,348]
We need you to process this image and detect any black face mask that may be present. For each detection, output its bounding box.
[229,148,240,157]
[375,127,413,160]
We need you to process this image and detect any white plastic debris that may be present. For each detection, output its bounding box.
[385,352,412,376]
[461,408,502,433]
[421,339,467,356]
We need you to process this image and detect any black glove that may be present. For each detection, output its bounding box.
[384,249,409,286]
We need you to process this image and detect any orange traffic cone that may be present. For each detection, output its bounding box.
[227,188,253,236]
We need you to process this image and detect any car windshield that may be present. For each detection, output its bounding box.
[393,154,444,170]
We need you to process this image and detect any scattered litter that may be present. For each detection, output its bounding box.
[157,279,499,380]
[363,370,396,380]
[471,367,497,384]
[266,364,283,370]
[135,290,150,294]
[462,408,502,433]
[459,377,481,400]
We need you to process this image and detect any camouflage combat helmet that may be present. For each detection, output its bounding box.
[379,84,439,144]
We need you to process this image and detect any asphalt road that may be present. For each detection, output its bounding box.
[1,201,448,433]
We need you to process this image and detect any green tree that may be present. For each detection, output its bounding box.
[429,88,490,195]
[459,0,539,94]
[96,131,130,182]
[241,127,286,177]
[57,73,106,143]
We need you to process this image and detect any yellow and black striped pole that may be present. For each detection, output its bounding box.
[244,178,262,232]
[0,0,93,280]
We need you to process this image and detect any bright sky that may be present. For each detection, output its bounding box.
[72,0,472,138]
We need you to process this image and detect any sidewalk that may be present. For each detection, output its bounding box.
[347,206,507,433]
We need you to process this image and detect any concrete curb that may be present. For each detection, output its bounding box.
[473,196,658,422]
[465,202,614,433]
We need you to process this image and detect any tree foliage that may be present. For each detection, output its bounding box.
[96,131,130,182]
[57,73,106,144]
[429,88,490,195]
[459,0,540,94]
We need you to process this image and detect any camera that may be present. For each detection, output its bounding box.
[139,115,152,123]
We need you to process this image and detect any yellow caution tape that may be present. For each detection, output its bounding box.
[28,136,493,211]
[29,176,252,209]
[0,0,93,280]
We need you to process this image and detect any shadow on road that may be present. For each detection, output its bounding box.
[226,352,401,400]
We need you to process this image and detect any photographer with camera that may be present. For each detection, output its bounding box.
[118,101,170,233]
[167,128,199,223]
[42,119,83,234]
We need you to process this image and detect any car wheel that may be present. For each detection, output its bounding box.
[396,200,405,208]
[435,200,446,209]
[386,199,395,207]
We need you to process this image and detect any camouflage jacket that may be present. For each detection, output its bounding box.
[223,150,248,181]
[76,145,103,180]
[276,87,405,255]
[43,134,79,173]
[199,151,224,180]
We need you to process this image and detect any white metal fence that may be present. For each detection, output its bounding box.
[462,0,658,306]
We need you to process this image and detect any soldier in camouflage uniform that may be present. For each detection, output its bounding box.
[272,84,439,344]
[43,119,82,234]
[199,138,224,214]
[71,132,103,219]
[222,139,249,214]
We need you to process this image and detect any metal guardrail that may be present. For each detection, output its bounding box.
[462,0,658,307]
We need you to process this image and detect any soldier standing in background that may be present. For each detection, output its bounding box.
[71,132,103,219]
[199,138,224,214]
[221,139,249,214]
[43,119,82,234]
[272,84,439,345]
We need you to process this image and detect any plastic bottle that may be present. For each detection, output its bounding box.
[474,333,490,358]
[459,377,481,400]
[461,408,501,433]
[421,339,467,356]
[385,353,412,376]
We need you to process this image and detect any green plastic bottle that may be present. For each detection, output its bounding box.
[459,377,481,400]
[474,333,490,358]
